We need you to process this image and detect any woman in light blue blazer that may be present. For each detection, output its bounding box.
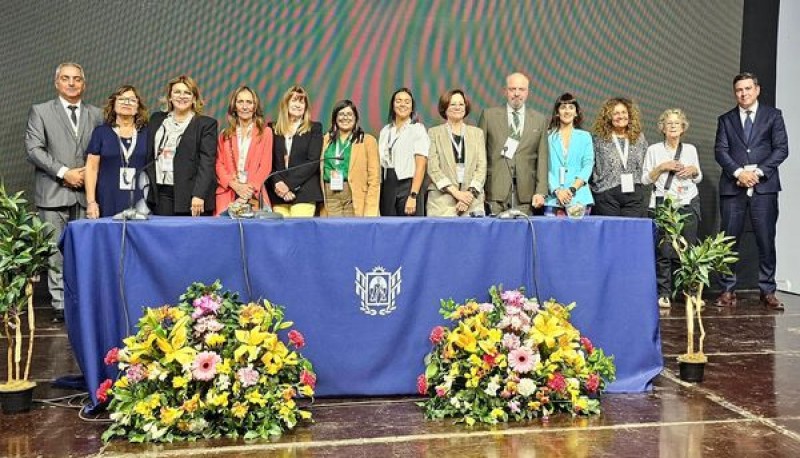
[544,93,594,216]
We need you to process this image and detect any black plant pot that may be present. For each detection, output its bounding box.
[0,385,36,414]
[678,361,705,382]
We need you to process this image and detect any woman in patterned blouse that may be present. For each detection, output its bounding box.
[590,97,648,217]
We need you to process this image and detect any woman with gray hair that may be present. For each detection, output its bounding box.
[642,108,703,308]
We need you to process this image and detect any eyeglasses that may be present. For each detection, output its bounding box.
[337,112,355,119]
[117,97,139,105]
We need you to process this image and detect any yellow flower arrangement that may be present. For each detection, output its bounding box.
[419,286,616,424]
[100,281,316,443]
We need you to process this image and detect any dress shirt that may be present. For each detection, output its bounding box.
[641,142,702,207]
[378,122,429,180]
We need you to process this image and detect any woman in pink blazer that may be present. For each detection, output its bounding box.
[215,86,273,215]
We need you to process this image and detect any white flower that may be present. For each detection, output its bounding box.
[216,374,231,391]
[450,397,461,408]
[517,378,537,397]
[484,379,501,396]
[478,302,494,312]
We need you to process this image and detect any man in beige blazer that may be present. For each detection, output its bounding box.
[478,72,549,215]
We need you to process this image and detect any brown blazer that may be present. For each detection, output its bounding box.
[426,123,487,216]
[320,133,381,216]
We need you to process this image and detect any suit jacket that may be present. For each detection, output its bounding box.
[426,123,487,216]
[267,122,324,205]
[478,106,549,203]
[214,126,274,215]
[320,133,381,216]
[25,98,103,208]
[145,111,218,213]
[715,104,788,196]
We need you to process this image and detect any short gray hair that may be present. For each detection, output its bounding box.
[54,62,85,81]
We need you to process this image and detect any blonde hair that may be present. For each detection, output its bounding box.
[222,86,265,139]
[657,108,689,138]
[592,97,642,142]
[274,85,311,136]
[163,75,204,114]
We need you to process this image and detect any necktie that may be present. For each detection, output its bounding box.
[68,105,78,127]
[743,110,753,142]
[511,110,520,139]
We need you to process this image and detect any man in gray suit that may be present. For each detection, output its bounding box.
[25,62,102,322]
[478,72,549,215]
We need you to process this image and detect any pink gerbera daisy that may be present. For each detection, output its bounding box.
[508,347,535,373]
[191,351,221,381]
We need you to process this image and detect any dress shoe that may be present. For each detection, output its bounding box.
[52,309,65,323]
[760,293,785,311]
[713,291,737,308]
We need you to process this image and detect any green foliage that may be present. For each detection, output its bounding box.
[0,183,56,316]
[653,196,738,297]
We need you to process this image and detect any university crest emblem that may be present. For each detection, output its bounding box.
[355,266,402,316]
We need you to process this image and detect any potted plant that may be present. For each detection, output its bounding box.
[0,183,56,413]
[653,197,737,382]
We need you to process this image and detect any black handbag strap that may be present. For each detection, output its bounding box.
[663,142,683,192]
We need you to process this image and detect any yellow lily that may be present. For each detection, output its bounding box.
[155,316,197,366]
[531,313,564,349]
[234,327,269,362]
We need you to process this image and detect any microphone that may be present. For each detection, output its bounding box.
[497,156,526,219]
[112,158,155,221]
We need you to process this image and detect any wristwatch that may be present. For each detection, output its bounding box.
[409,191,418,199]
[469,187,480,198]
[569,186,577,195]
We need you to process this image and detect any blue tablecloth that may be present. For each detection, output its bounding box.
[62,216,662,408]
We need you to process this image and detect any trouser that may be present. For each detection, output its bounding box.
[155,185,211,216]
[651,200,700,297]
[323,182,355,217]
[593,184,647,217]
[39,204,85,310]
[380,168,424,216]
[719,192,779,293]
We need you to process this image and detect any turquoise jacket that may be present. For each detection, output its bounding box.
[544,128,595,207]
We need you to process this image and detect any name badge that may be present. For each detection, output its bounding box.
[456,164,465,184]
[559,167,567,186]
[330,171,344,191]
[159,147,174,172]
[502,138,519,160]
[119,167,135,191]
[620,173,634,193]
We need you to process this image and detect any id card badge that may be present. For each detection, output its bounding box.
[502,138,519,160]
[456,164,465,184]
[559,167,567,186]
[160,148,174,172]
[119,167,135,191]
[330,171,344,191]
[620,173,634,193]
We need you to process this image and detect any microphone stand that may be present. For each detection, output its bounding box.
[497,157,526,219]
[112,159,153,221]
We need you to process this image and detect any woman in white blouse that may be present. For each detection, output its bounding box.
[642,108,702,308]
[378,88,429,216]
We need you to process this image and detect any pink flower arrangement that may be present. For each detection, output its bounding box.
[236,367,259,387]
[191,351,222,381]
[508,400,521,413]
[104,347,120,366]
[193,315,223,336]
[586,373,600,393]
[580,336,594,355]
[502,333,521,350]
[300,369,317,389]
[288,330,305,349]
[429,326,446,345]
[126,363,146,383]
[96,378,113,403]
[478,302,495,312]
[417,374,428,395]
[191,294,221,319]
[501,290,524,306]
[508,347,535,373]
[435,386,448,397]
[547,372,567,394]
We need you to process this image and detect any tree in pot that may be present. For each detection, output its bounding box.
[0,183,56,412]
[653,197,737,381]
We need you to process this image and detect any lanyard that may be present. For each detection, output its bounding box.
[613,136,629,169]
[447,124,464,163]
[387,124,405,162]
[113,126,138,164]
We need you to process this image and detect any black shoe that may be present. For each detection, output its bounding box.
[52,310,65,323]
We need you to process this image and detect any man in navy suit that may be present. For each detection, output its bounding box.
[713,72,789,310]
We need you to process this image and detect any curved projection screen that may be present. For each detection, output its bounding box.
[1,0,742,233]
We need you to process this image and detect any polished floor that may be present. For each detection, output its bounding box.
[1,286,800,457]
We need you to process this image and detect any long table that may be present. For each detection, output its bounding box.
[62,216,662,408]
